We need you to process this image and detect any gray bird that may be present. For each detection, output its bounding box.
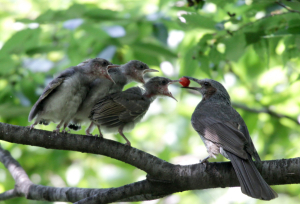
[182,77,277,200]
[28,58,114,133]
[89,77,179,146]
[68,60,158,135]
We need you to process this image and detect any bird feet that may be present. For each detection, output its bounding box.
[93,134,103,138]
[199,156,210,169]
[53,128,60,135]
[124,141,131,146]
[61,129,70,134]
[27,125,35,131]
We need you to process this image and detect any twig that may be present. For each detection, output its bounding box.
[232,102,299,124]
[276,1,300,14]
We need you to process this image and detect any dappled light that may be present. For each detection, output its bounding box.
[0,0,300,203]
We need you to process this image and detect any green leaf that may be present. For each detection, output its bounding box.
[208,47,223,65]
[180,47,198,76]
[253,39,269,67]
[0,28,41,56]
[223,33,246,61]
[83,8,121,21]
[0,56,16,75]
[131,42,177,58]
[182,14,217,30]
[245,30,265,44]
[198,55,210,78]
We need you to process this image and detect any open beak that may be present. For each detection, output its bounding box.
[107,65,120,69]
[143,69,159,73]
[163,80,180,101]
[104,67,116,84]
[165,91,177,101]
[104,73,115,84]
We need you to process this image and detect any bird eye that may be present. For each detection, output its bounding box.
[161,80,167,85]
[102,61,108,66]
[204,82,209,86]
[139,64,144,69]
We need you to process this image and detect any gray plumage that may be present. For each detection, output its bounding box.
[68,60,158,135]
[89,77,179,146]
[183,76,277,200]
[28,58,113,133]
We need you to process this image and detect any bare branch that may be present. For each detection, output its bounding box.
[0,189,19,200]
[0,122,175,181]
[276,1,300,14]
[0,145,32,199]
[232,102,299,124]
[1,123,300,203]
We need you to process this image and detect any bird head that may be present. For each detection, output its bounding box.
[144,77,179,101]
[119,60,159,84]
[80,58,115,83]
[89,58,115,83]
[182,77,230,102]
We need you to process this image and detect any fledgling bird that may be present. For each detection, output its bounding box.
[68,60,159,135]
[182,77,277,200]
[89,77,179,146]
[28,58,114,133]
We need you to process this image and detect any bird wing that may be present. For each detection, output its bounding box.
[192,115,248,159]
[239,124,261,162]
[90,87,149,127]
[28,68,76,121]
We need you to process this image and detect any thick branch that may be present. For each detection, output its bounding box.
[1,123,300,204]
[0,122,175,181]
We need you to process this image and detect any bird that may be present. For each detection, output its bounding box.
[182,76,278,200]
[68,60,159,135]
[89,76,179,146]
[28,58,114,133]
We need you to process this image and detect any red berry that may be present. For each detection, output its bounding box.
[179,77,190,87]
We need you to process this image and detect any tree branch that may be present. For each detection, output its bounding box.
[0,122,175,181]
[276,1,300,14]
[232,102,299,124]
[1,123,300,204]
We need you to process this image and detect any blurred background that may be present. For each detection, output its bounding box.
[0,0,300,203]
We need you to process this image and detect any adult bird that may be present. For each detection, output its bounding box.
[89,77,179,146]
[28,58,114,133]
[68,60,159,135]
[182,77,277,200]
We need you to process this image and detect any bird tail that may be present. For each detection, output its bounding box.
[226,151,278,200]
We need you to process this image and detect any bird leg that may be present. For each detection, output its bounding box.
[200,156,210,164]
[61,123,70,134]
[118,125,131,146]
[53,121,64,134]
[27,121,38,131]
[200,156,210,169]
[96,124,103,138]
[86,122,95,136]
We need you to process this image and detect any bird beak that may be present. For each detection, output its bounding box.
[180,76,201,90]
[165,91,177,102]
[143,69,159,73]
[183,76,202,84]
[103,67,116,84]
[169,80,180,84]
[137,69,159,84]
[163,80,179,101]
[104,73,115,84]
[107,65,120,69]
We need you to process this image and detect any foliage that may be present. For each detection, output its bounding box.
[0,0,300,203]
